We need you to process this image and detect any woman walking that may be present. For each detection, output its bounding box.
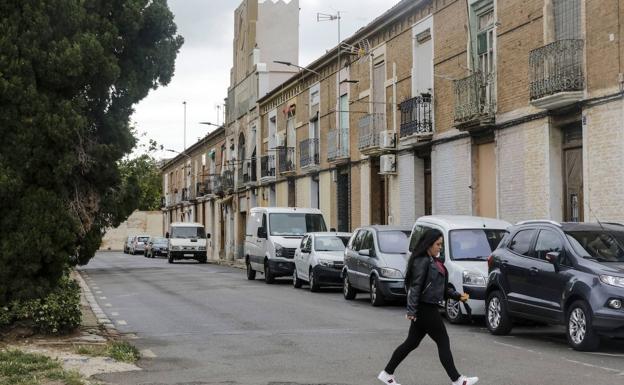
[377,229,478,385]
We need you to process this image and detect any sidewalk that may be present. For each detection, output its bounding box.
[208,257,246,270]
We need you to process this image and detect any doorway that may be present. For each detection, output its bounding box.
[336,168,350,232]
[563,123,583,222]
[370,158,387,225]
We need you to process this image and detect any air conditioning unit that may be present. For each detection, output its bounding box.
[379,130,396,149]
[379,154,397,174]
[275,132,286,147]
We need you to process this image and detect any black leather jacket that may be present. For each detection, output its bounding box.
[406,255,461,316]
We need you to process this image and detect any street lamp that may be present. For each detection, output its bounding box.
[273,60,320,76]
[199,121,221,128]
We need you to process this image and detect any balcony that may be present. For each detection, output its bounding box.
[399,95,433,144]
[299,138,320,173]
[358,113,387,155]
[453,71,495,131]
[221,169,235,194]
[245,158,257,187]
[277,146,295,176]
[529,39,584,110]
[213,176,223,196]
[327,129,349,164]
[260,155,276,183]
[181,187,190,202]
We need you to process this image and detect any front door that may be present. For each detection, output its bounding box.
[475,141,497,218]
[564,147,583,222]
[337,169,350,232]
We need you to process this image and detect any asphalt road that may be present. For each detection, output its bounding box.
[78,252,624,385]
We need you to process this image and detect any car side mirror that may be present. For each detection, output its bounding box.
[359,249,370,257]
[545,251,560,269]
[206,233,211,239]
[165,232,169,239]
[257,227,267,239]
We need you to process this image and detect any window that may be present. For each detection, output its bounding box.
[449,229,507,261]
[566,230,624,263]
[534,230,564,261]
[508,230,536,256]
[351,230,366,251]
[170,227,206,239]
[360,231,374,252]
[247,212,261,236]
[378,231,411,254]
[554,0,581,41]
[315,236,349,252]
[268,213,327,236]
[408,225,432,252]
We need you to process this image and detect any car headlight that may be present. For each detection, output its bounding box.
[600,275,624,288]
[198,246,206,251]
[463,271,486,286]
[380,268,403,279]
[318,259,334,267]
[275,243,284,258]
[170,246,180,251]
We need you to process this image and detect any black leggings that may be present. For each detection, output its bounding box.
[384,303,460,381]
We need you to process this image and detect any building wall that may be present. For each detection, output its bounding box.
[398,153,416,226]
[359,161,370,226]
[296,176,311,208]
[431,135,472,215]
[319,170,332,227]
[584,98,624,221]
[100,211,163,251]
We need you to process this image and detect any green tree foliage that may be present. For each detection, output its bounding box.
[0,0,183,304]
[119,154,163,211]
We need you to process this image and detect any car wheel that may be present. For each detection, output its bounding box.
[486,291,512,335]
[343,273,356,300]
[566,300,600,351]
[246,259,256,280]
[292,268,302,288]
[264,262,275,284]
[370,276,386,307]
[168,254,174,264]
[309,268,320,292]
[445,298,468,324]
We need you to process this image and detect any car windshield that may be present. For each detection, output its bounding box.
[152,237,167,245]
[269,213,326,236]
[171,226,206,239]
[137,236,149,243]
[315,236,350,251]
[449,229,507,261]
[566,230,624,262]
[378,231,410,254]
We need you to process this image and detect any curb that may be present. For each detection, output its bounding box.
[74,271,119,336]
[207,259,246,270]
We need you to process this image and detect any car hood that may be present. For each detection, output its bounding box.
[378,253,409,273]
[315,251,344,262]
[271,236,303,249]
[593,262,624,275]
[450,260,489,277]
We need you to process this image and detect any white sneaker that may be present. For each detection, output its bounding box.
[452,375,479,385]
[378,370,401,385]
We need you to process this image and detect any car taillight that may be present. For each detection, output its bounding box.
[487,255,494,270]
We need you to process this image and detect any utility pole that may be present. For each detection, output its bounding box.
[317,11,342,139]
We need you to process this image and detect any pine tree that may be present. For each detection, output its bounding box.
[0,0,183,304]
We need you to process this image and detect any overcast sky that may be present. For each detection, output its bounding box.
[131,0,401,158]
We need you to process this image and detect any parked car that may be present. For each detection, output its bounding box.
[166,222,210,263]
[130,235,150,255]
[342,225,411,306]
[409,215,510,323]
[145,236,169,258]
[293,232,352,291]
[244,207,327,284]
[123,236,133,254]
[486,220,624,351]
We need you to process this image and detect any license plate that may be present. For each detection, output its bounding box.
[184,253,193,257]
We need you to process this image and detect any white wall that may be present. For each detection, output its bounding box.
[100,211,163,251]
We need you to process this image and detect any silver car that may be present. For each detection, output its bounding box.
[293,232,352,291]
[130,235,150,255]
[342,225,411,306]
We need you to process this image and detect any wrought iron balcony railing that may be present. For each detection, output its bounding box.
[453,71,495,126]
[221,169,234,193]
[328,129,349,161]
[181,187,190,202]
[213,176,223,195]
[260,155,276,179]
[399,95,433,138]
[300,138,320,169]
[358,113,385,150]
[529,39,584,101]
[277,147,295,174]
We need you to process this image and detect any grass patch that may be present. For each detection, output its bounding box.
[73,341,139,363]
[0,349,84,385]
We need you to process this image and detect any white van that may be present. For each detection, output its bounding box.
[166,222,210,264]
[409,215,511,323]
[245,207,327,283]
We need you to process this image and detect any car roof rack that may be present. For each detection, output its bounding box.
[515,220,562,227]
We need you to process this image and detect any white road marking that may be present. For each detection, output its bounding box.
[99,296,107,299]
[563,358,622,375]
[493,340,537,354]
[588,352,624,358]
[111,312,119,316]
[95,291,102,294]
[105,303,112,307]
[116,320,127,326]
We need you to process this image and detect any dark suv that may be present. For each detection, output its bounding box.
[486,220,624,351]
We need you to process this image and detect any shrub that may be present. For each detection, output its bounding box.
[1,276,81,335]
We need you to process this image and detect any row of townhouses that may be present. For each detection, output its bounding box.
[161,0,624,261]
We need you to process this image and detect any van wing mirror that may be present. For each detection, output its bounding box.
[257,227,267,239]
[359,249,370,257]
[165,232,169,239]
[206,233,211,239]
